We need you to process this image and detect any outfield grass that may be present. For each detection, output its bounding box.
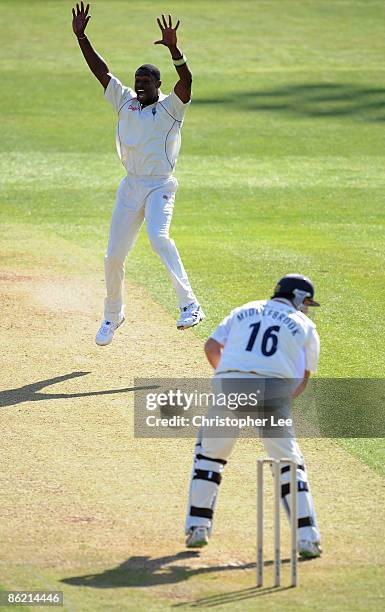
[1,0,384,609]
[2,0,385,371]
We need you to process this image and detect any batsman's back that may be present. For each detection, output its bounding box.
[212,299,319,379]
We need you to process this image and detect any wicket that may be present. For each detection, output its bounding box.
[257,457,298,587]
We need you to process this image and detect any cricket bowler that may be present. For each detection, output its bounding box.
[72,2,205,345]
[185,274,322,559]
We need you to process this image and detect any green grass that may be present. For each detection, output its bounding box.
[1,1,384,372]
[1,0,385,608]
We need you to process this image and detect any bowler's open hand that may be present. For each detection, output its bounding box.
[72,1,91,37]
[154,14,180,47]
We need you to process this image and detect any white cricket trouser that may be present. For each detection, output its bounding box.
[185,372,320,544]
[104,174,197,323]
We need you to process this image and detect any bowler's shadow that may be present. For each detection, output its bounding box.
[61,552,256,589]
[62,553,296,608]
[61,553,294,590]
[0,371,157,408]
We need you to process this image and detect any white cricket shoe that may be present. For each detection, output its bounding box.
[185,526,209,548]
[95,317,125,346]
[177,303,205,330]
[299,540,322,559]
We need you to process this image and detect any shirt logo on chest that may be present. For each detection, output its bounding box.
[127,104,139,111]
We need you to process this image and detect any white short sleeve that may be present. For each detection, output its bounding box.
[104,74,136,112]
[210,309,237,346]
[159,89,191,120]
[304,327,320,372]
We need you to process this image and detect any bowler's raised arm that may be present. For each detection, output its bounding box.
[154,14,192,103]
[72,2,111,90]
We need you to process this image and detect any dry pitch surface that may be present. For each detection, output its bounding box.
[1,227,385,611]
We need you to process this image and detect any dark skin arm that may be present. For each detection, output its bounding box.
[292,370,311,399]
[204,338,223,369]
[72,2,111,90]
[154,14,192,103]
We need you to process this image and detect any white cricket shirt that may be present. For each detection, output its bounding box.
[211,299,320,379]
[104,74,190,176]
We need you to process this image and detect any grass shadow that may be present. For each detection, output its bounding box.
[194,82,385,122]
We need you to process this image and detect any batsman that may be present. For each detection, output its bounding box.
[72,3,204,345]
[185,274,322,559]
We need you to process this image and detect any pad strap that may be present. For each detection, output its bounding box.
[190,506,213,519]
[281,481,309,497]
[298,516,315,528]
[281,463,305,474]
[196,453,227,465]
[193,469,222,485]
